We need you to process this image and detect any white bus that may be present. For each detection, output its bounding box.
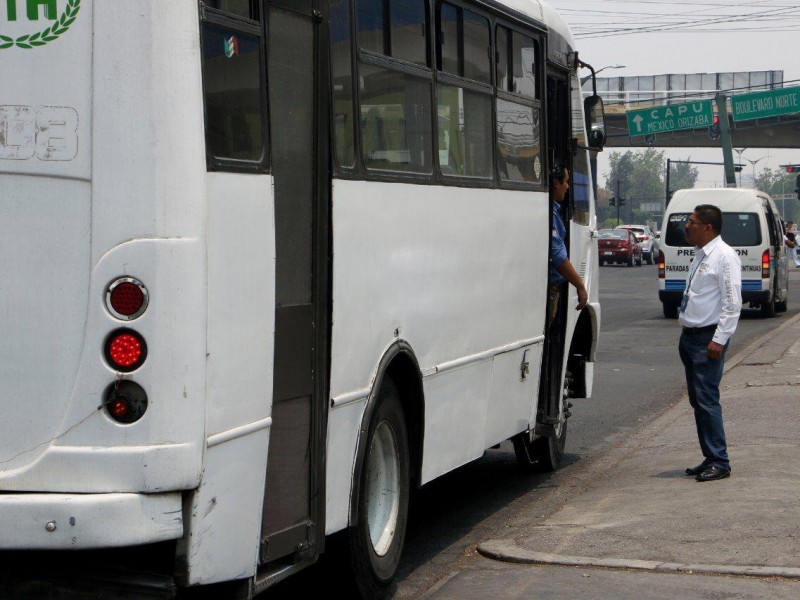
[0,0,604,596]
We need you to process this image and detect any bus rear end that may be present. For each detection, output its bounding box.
[0,0,207,587]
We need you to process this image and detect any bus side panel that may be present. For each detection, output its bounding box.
[178,173,276,585]
[325,181,548,530]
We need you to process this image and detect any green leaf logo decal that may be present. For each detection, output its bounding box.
[1,0,81,50]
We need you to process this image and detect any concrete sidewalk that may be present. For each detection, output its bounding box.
[439,313,800,596]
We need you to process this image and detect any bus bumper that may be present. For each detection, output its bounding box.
[0,492,183,549]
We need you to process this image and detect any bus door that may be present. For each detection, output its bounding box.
[540,69,571,425]
[260,0,330,567]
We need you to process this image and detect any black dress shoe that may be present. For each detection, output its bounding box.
[695,465,731,482]
[685,463,708,476]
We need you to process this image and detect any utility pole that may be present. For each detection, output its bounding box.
[616,179,621,226]
[715,93,736,187]
[665,158,671,208]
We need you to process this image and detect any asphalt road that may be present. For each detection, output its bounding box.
[264,262,799,598]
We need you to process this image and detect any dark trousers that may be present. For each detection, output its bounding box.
[678,330,730,469]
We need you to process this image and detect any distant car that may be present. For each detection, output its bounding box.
[614,224,659,264]
[597,229,643,267]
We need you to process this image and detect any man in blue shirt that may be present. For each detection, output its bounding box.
[548,163,588,324]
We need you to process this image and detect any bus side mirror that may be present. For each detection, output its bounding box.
[584,95,606,149]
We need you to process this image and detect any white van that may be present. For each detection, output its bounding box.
[659,188,789,318]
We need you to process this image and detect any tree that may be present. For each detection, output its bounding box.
[669,159,699,196]
[755,168,799,222]
[604,148,666,223]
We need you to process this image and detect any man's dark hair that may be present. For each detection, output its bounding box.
[694,204,722,234]
[550,161,567,187]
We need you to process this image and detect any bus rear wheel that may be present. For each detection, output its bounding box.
[348,376,410,599]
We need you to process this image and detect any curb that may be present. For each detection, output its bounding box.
[722,310,800,373]
[478,539,800,579]
[476,312,800,578]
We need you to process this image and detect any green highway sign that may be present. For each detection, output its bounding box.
[731,85,800,122]
[626,100,714,137]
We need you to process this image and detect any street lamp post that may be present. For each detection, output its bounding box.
[733,148,747,187]
[581,64,625,86]
[744,156,767,189]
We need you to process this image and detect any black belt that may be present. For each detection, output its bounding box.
[682,324,718,335]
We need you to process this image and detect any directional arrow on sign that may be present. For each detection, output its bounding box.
[632,115,644,133]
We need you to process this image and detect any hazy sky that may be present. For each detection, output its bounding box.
[546,0,800,189]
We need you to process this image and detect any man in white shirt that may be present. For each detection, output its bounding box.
[679,204,742,482]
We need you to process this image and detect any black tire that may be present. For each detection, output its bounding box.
[645,252,653,265]
[663,302,679,319]
[348,377,410,599]
[533,419,567,471]
[761,290,777,318]
[599,259,604,266]
[777,291,788,313]
[636,255,643,266]
[626,256,633,267]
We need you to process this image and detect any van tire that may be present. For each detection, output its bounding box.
[645,252,653,265]
[761,290,777,318]
[626,256,634,267]
[663,302,679,319]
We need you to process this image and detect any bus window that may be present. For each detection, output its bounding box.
[496,26,538,98]
[437,4,490,84]
[357,0,428,66]
[496,99,541,183]
[204,0,255,19]
[464,11,490,83]
[200,18,266,168]
[330,0,356,167]
[391,0,428,65]
[512,32,537,98]
[360,64,433,173]
[570,74,591,224]
[437,85,492,177]
[496,26,509,92]
[439,3,459,75]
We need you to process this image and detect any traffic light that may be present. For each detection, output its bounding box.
[618,197,626,207]
[609,197,616,206]
[708,114,721,140]
[780,165,800,197]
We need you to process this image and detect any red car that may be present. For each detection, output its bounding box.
[597,229,643,267]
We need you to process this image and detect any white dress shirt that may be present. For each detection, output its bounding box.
[679,235,742,345]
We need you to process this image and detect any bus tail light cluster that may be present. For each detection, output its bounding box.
[658,251,666,279]
[103,277,149,424]
[762,249,771,279]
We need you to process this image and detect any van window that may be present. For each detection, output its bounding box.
[722,213,762,246]
[666,212,761,247]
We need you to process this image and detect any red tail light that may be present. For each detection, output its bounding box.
[104,380,148,424]
[104,329,147,372]
[638,235,649,241]
[658,251,665,279]
[106,277,148,320]
[762,249,771,279]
